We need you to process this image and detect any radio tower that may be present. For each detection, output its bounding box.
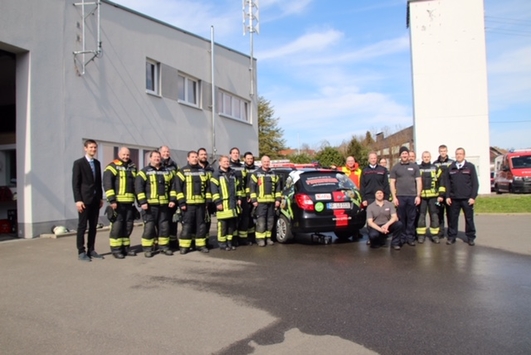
[243,0,259,97]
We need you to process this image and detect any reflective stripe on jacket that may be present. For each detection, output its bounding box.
[103,159,137,203]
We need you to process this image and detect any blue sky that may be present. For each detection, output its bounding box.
[115,0,531,151]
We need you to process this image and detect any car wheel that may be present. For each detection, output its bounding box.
[276,214,294,243]
[495,184,502,194]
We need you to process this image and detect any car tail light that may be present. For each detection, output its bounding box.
[295,193,315,212]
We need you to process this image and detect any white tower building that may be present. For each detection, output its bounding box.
[408,0,490,194]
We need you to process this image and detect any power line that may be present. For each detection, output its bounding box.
[490,120,531,123]
[485,16,531,25]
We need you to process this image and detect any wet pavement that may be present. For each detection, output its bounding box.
[1,214,530,354]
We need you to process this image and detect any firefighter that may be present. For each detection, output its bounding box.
[211,155,243,250]
[135,150,176,258]
[103,147,138,259]
[174,150,212,254]
[416,151,445,244]
[249,155,282,247]
[360,152,390,207]
[433,144,454,240]
[228,147,249,245]
[338,156,362,188]
[243,152,258,244]
[160,145,179,250]
[197,147,215,245]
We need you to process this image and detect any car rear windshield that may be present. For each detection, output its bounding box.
[299,172,355,192]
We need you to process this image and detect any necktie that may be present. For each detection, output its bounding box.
[89,159,95,178]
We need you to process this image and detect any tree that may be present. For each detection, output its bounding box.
[258,96,286,159]
[289,153,313,164]
[315,146,343,168]
[345,133,372,168]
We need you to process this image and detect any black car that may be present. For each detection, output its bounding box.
[275,169,366,243]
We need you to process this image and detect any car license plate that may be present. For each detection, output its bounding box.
[327,202,351,209]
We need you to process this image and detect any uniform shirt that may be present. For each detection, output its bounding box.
[390,162,421,197]
[366,200,396,226]
[360,164,390,201]
[444,160,479,200]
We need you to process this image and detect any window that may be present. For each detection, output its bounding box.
[218,91,250,122]
[178,74,199,106]
[100,144,153,171]
[146,59,160,95]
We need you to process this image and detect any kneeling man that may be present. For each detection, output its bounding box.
[366,189,403,250]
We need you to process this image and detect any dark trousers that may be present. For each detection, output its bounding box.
[76,199,100,254]
[255,203,275,240]
[416,198,440,237]
[168,204,178,244]
[141,205,170,251]
[237,199,251,239]
[179,204,207,249]
[109,203,135,253]
[368,221,403,247]
[217,217,237,243]
[447,199,476,241]
[437,200,451,237]
[397,196,417,244]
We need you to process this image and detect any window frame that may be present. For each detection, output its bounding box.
[177,73,200,107]
[218,90,250,123]
[146,59,160,96]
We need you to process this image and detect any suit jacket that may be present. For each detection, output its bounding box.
[72,156,103,205]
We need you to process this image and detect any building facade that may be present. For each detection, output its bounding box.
[408,0,490,194]
[0,0,258,237]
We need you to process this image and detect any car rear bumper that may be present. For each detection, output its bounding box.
[290,210,367,233]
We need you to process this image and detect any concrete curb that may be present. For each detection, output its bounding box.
[40,222,144,239]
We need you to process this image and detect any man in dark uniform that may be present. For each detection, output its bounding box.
[360,152,390,207]
[211,155,243,250]
[444,147,479,246]
[243,152,258,243]
[160,145,179,250]
[249,155,281,247]
[416,151,445,244]
[72,139,104,262]
[103,147,137,259]
[229,147,251,245]
[135,150,176,257]
[433,144,454,239]
[198,147,215,245]
[175,151,212,254]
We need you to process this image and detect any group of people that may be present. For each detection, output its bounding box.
[346,144,479,250]
[72,139,479,262]
[72,140,282,261]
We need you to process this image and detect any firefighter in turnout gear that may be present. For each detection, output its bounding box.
[416,151,445,244]
[433,144,454,239]
[103,147,138,259]
[211,155,243,250]
[160,145,179,250]
[174,150,212,254]
[249,155,282,247]
[135,150,176,258]
[197,147,215,244]
[242,151,258,244]
[229,148,250,245]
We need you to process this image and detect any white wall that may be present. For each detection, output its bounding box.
[0,0,258,237]
[409,0,490,194]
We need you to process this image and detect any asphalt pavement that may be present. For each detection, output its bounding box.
[0,213,530,355]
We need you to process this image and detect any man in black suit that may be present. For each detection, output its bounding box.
[72,139,104,261]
